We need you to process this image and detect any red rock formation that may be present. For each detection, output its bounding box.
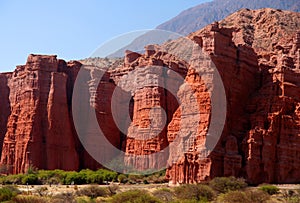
[1,8,300,186]
[166,23,259,184]
[242,43,300,184]
[110,47,188,172]
[0,54,123,174]
[165,9,300,184]
[0,73,11,159]
[0,55,80,173]
[221,8,300,184]
[58,60,104,170]
[113,9,300,184]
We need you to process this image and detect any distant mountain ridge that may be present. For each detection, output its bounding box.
[157,0,300,35]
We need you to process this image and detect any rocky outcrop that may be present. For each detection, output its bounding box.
[165,9,300,185]
[220,8,300,184]
[111,9,300,184]
[0,55,79,173]
[1,9,300,185]
[0,73,11,158]
[109,47,188,172]
[165,23,259,184]
[0,55,94,173]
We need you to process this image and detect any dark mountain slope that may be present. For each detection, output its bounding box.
[157,0,300,35]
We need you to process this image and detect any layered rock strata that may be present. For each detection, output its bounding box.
[0,9,300,185]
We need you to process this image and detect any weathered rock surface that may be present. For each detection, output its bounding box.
[0,55,97,173]
[220,8,300,184]
[113,8,300,184]
[164,9,300,184]
[1,9,300,185]
[0,73,11,158]
[166,22,259,184]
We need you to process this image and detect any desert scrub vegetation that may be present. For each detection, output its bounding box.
[12,195,48,203]
[209,176,247,193]
[76,185,109,199]
[258,184,279,195]
[174,184,215,202]
[116,170,167,184]
[0,185,21,202]
[0,183,298,203]
[109,189,161,203]
[152,188,175,202]
[0,174,299,202]
[216,189,270,203]
[0,169,118,185]
[0,168,167,186]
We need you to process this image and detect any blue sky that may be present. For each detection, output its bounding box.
[0,0,210,72]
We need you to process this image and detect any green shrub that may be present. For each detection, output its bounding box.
[152,170,166,177]
[246,189,270,203]
[37,170,51,184]
[86,173,103,184]
[209,176,247,193]
[145,171,167,184]
[109,189,161,203]
[259,185,279,195]
[0,186,20,202]
[76,196,95,203]
[117,174,127,183]
[174,184,215,201]
[76,185,108,198]
[217,190,250,203]
[26,165,38,175]
[0,169,121,186]
[128,174,144,184]
[52,169,67,178]
[38,170,66,185]
[13,195,48,203]
[152,188,175,202]
[217,189,270,203]
[1,174,24,184]
[21,174,39,185]
[98,169,118,182]
[64,171,86,185]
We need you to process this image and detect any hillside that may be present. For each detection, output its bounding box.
[157,0,300,34]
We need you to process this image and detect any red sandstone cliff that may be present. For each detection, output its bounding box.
[0,55,102,173]
[109,8,300,184]
[165,8,300,184]
[224,9,300,184]
[0,8,300,185]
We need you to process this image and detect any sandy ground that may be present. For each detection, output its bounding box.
[2,183,300,196]
[8,183,169,196]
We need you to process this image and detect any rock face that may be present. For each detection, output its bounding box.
[114,8,300,184]
[0,73,11,157]
[1,9,300,185]
[166,9,300,184]
[219,8,300,184]
[0,55,98,173]
[166,23,259,184]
